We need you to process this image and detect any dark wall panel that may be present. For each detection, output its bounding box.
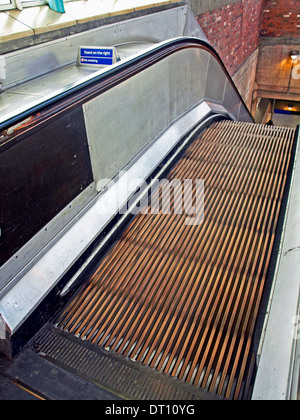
[0,107,93,267]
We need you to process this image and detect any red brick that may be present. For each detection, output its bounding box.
[196,0,264,75]
[261,0,300,37]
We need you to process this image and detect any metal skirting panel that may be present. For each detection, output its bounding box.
[55,120,296,400]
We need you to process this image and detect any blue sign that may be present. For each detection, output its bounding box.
[79,47,114,66]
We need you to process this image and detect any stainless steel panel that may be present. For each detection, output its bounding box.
[113,6,187,44]
[0,66,97,118]
[205,54,227,103]
[183,6,208,40]
[0,92,40,118]
[1,6,203,91]
[11,65,96,97]
[223,78,241,120]
[169,48,209,121]
[84,57,171,189]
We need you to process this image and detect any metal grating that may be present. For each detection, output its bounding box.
[56,121,296,400]
[33,324,219,400]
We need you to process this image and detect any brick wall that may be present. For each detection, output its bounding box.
[195,0,264,76]
[190,0,300,113]
[261,0,300,38]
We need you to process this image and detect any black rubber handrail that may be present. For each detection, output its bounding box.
[0,37,253,133]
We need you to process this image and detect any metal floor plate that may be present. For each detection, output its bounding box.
[6,324,220,400]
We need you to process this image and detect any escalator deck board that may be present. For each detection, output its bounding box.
[55,121,296,400]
